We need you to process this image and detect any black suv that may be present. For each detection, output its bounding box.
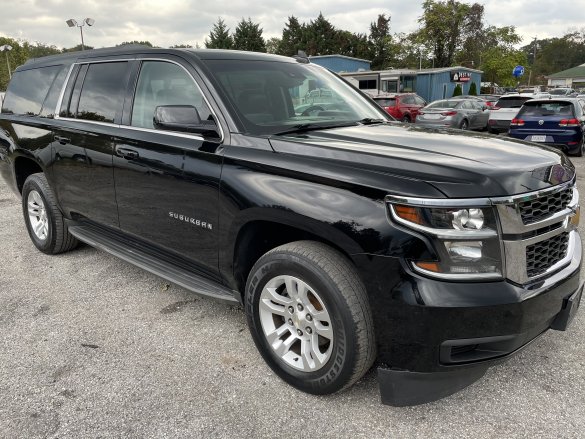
[0,47,582,406]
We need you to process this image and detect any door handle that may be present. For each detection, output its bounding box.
[115,146,139,159]
[54,135,70,145]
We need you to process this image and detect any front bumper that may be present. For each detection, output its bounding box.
[357,237,583,406]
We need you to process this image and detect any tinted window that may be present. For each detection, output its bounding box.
[518,101,575,117]
[427,100,460,109]
[76,62,128,123]
[358,79,377,89]
[2,65,62,116]
[401,95,414,105]
[374,98,396,107]
[414,96,426,105]
[131,61,212,130]
[495,97,531,108]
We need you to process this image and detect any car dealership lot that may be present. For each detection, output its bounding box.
[1,158,585,438]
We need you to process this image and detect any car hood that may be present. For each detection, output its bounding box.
[269,122,574,198]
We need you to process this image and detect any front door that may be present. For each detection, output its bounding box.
[113,58,223,276]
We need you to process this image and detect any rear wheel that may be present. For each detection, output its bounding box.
[22,173,78,254]
[401,115,411,123]
[245,241,376,395]
[571,137,585,157]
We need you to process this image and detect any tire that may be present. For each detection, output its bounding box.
[488,127,499,135]
[401,115,411,123]
[571,137,585,157]
[22,173,78,255]
[459,119,469,130]
[245,240,376,395]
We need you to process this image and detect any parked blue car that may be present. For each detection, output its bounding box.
[508,98,585,156]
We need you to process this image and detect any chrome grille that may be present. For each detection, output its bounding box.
[518,187,573,225]
[526,232,570,278]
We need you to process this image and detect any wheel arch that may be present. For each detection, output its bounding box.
[13,154,45,194]
[224,210,366,298]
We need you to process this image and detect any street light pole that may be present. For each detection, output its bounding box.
[0,45,12,79]
[66,18,95,50]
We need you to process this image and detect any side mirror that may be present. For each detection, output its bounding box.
[153,105,219,137]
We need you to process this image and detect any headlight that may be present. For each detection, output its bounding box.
[388,202,503,280]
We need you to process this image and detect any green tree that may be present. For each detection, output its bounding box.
[277,16,306,56]
[62,44,94,53]
[117,40,154,47]
[468,82,477,95]
[265,37,281,54]
[304,13,338,56]
[232,18,266,52]
[369,14,392,70]
[205,18,233,49]
[416,0,485,67]
[452,84,462,96]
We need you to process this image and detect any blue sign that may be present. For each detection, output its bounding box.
[513,65,525,78]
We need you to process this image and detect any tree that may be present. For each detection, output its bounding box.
[369,14,392,70]
[62,44,94,53]
[277,16,306,56]
[205,18,233,49]
[117,40,154,47]
[468,82,477,95]
[304,13,338,56]
[232,18,266,52]
[265,37,281,54]
[416,0,485,67]
[452,84,462,96]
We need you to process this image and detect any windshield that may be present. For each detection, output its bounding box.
[426,100,460,109]
[549,89,570,96]
[518,101,574,117]
[203,60,388,135]
[495,97,532,108]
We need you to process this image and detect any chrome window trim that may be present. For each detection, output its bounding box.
[53,57,224,143]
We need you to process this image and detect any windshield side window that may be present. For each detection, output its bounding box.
[76,62,129,123]
[204,60,387,135]
[1,65,63,116]
[131,61,212,130]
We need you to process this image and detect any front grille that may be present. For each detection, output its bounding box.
[518,187,572,225]
[526,232,569,278]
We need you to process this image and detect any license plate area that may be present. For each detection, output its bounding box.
[531,135,547,142]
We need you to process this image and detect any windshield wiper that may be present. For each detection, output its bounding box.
[273,122,358,136]
[358,118,387,125]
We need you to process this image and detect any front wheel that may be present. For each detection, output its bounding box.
[459,119,469,130]
[245,241,376,395]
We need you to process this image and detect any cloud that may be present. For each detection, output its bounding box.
[1,0,584,49]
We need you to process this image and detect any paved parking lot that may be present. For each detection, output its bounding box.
[1,157,585,439]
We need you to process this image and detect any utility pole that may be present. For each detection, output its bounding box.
[528,36,537,86]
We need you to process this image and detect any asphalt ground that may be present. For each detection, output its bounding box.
[0,156,584,439]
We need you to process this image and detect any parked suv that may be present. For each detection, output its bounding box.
[487,94,534,134]
[372,93,426,122]
[0,47,582,406]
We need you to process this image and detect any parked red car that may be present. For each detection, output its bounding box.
[373,93,427,122]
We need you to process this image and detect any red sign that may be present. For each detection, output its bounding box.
[451,72,472,82]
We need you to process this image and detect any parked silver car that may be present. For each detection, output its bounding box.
[415,99,489,130]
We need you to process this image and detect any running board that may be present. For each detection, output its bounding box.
[68,224,240,304]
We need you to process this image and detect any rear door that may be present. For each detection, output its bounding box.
[113,56,224,275]
[52,59,132,227]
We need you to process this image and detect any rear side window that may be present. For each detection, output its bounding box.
[76,62,129,123]
[518,101,575,117]
[374,98,396,107]
[1,65,62,116]
[496,97,531,108]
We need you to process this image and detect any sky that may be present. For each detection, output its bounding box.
[1,0,584,50]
